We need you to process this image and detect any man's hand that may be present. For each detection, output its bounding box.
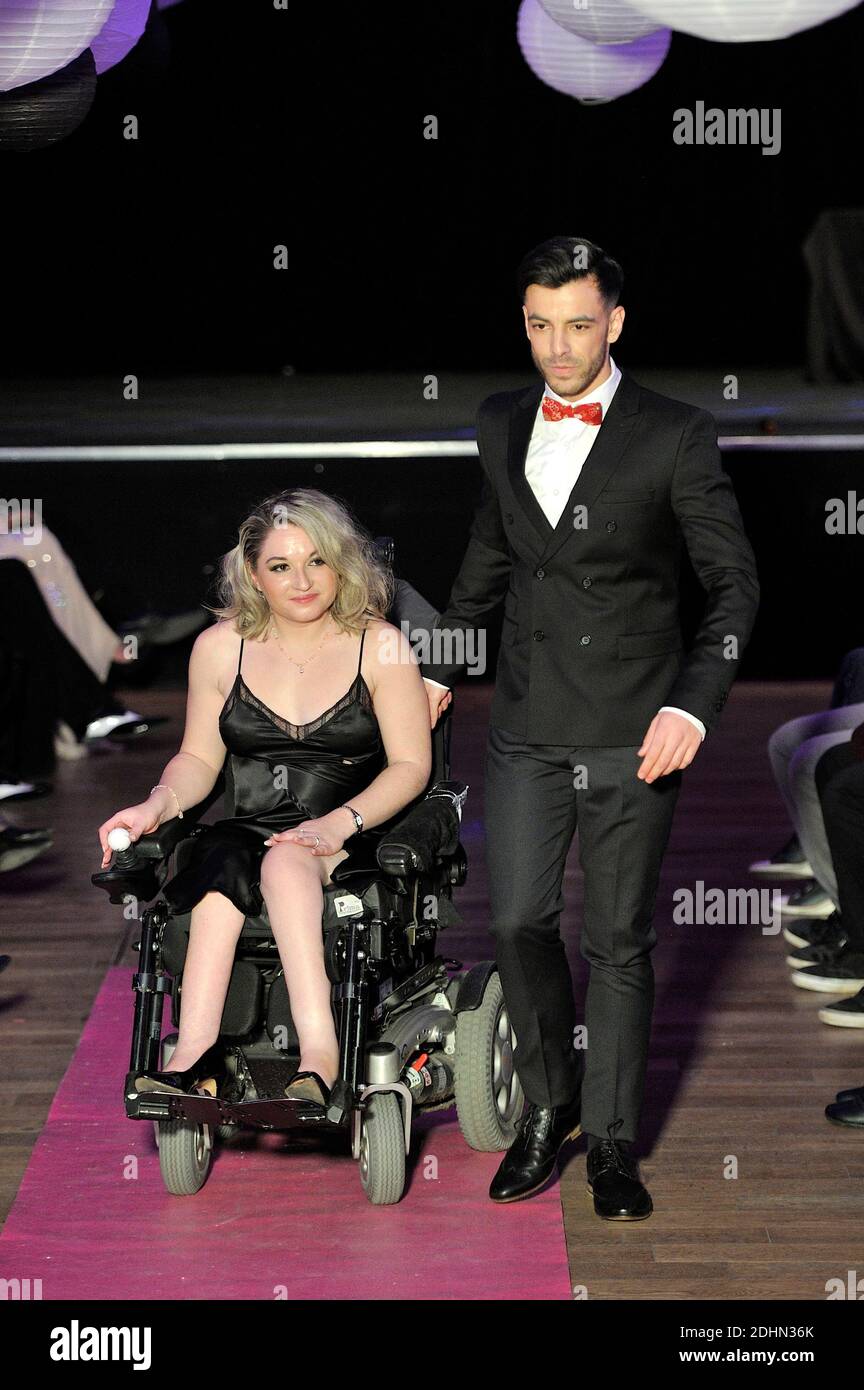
[637,710,701,783]
[423,678,453,729]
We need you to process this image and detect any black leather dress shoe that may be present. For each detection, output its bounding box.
[489,1093,582,1203]
[586,1131,652,1221]
[134,1041,226,1096]
[825,1091,864,1127]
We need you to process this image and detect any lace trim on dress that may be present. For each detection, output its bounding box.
[236,673,372,741]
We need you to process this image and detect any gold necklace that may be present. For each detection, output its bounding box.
[269,616,335,674]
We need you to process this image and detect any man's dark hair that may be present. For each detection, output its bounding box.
[516,235,624,310]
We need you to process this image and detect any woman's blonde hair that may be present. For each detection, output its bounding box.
[208,488,394,640]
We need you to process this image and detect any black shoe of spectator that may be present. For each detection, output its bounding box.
[825,1091,864,1127]
[0,779,52,803]
[780,881,835,919]
[0,825,53,873]
[782,910,844,950]
[818,989,864,1028]
[749,833,812,880]
[791,949,864,995]
[786,932,849,970]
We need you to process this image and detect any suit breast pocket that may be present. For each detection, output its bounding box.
[595,487,655,508]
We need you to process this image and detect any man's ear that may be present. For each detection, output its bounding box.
[608,304,625,344]
[522,303,531,339]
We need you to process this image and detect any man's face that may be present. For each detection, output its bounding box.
[522,276,624,400]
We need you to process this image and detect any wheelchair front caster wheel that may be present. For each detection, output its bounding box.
[153,1033,214,1193]
[157,1117,213,1195]
[358,1092,405,1205]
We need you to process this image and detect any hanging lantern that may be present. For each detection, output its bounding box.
[625,0,862,43]
[518,0,671,103]
[0,0,116,92]
[91,0,151,74]
[0,48,96,150]
[539,0,665,44]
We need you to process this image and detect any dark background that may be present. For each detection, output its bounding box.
[1,1,862,682]
[2,0,863,374]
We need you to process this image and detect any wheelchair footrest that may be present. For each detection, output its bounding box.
[127,1091,341,1131]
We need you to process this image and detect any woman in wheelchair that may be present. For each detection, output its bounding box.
[97,488,431,1109]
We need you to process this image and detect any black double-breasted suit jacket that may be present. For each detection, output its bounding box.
[419,369,760,745]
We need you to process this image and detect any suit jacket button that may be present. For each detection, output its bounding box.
[606,520,617,532]
[580,635,591,645]
[505,512,514,524]
[582,576,592,589]
[535,567,545,579]
[533,630,545,641]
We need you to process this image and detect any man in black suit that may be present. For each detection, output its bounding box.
[421,236,760,1217]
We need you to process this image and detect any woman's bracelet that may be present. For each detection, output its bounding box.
[150,783,183,819]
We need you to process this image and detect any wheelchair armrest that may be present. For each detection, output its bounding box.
[376,780,468,878]
[129,815,194,862]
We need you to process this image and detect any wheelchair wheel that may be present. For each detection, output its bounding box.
[358,1092,405,1205]
[157,1117,214,1195]
[454,969,523,1151]
[152,1033,215,1190]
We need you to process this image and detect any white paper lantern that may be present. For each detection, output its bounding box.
[518,0,671,102]
[539,0,665,43]
[91,0,150,75]
[625,0,862,43]
[0,0,117,92]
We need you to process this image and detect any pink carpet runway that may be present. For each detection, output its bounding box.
[0,967,571,1300]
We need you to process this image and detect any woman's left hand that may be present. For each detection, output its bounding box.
[263,811,351,856]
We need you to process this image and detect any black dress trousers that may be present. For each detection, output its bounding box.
[484,724,682,1141]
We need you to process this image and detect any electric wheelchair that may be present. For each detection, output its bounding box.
[92,550,524,1205]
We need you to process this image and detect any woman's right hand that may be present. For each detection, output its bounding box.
[97,796,166,867]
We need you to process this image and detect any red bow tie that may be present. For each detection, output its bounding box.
[542,396,603,425]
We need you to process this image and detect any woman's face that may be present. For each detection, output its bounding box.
[249,523,338,624]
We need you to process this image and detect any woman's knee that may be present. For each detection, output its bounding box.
[260,841,319,894]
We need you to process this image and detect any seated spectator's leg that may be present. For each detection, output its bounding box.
[830,648,864,709]
[787,731,857,906]
[0,559,120,775]
[817,748,864,955]
[769,704,864,830]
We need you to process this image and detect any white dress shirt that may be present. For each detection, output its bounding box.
[425,356,706,742]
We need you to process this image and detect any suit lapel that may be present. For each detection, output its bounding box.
[505,370,643,565]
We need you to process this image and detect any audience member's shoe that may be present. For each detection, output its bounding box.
[836,1085,864,1101]
[0,825,53,873]
[84,710,168,742]
[779,881,835,918]
[825,1092,864,1128]
[749,833,812,881]
[586,1126,652,1221]
[0,955,10,974]
[785,932,848,970]
[790,949,864,994]
[54,720,89,761]
[0,780,52,803]
[118,608,208,651]
[818,989,864,1027]
[488,1091,582,1203]
[783,910,843,949]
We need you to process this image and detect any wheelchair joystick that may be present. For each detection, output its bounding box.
[107,826,138,869]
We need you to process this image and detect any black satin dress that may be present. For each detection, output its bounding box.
[162,625,386,919]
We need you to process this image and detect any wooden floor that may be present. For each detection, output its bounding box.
[2,678,862,1300]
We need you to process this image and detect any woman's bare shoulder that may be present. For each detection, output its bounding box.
[363,617,419,683]
[190,619,242,681]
